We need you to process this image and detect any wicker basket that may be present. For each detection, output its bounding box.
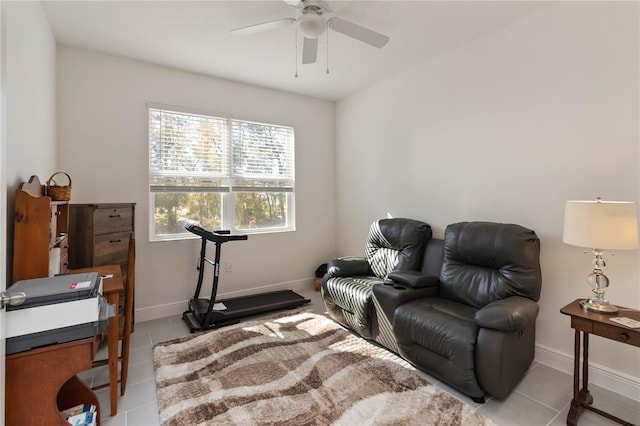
[47,172,72,201]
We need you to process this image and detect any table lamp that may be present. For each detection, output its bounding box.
[563,198,639,313]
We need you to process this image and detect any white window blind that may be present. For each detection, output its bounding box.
[231,120,295,192]
[149,107,294,193]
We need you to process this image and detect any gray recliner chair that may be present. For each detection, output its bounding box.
[322,218,431,346]
[392,222,542,401]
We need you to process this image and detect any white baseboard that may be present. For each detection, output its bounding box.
[135,278,313,323]
[535,344,640,402]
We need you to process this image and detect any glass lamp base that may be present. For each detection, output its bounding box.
[580,298,618,314]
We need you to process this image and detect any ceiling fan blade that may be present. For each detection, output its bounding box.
[230,18,296,37]
[302,37,318,64]
[327,17,389,48]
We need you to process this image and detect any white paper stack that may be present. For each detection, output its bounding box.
[49,247,61,276]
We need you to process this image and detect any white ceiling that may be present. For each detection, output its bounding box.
[41,0,550,101]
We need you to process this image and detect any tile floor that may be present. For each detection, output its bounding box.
[80,288,640,426]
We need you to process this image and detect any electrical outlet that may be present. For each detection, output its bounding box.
[225,261,233,273]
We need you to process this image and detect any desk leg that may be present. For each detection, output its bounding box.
[107,292,119,416]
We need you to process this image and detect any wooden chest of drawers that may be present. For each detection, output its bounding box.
[69,203,135,271]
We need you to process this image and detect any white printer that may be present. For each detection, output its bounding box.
[5,272,109,354]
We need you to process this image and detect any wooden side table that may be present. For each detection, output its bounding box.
[560,299,640,426]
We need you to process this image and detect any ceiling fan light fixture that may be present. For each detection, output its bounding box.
[298,12,326,39]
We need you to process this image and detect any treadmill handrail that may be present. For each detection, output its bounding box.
[184,223,248,243]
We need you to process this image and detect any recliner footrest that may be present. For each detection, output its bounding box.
[323,276,384,338]
[394,298,484,399]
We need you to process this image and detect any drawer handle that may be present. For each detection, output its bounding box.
[619,333,630,342]
[109,214,121,218]
[109,239,122,243]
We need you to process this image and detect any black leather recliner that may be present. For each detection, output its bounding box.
[322,220,542,402]
[392,222,542,401]
[322,218,431,348]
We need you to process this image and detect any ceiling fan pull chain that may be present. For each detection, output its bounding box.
[326,21,330,74]
[295,26,299,78]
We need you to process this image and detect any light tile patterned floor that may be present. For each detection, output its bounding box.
[79,288,640,426]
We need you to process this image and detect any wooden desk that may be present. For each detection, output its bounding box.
[71,264,124,417]
[6,338,101,425]
[560,299,640,426]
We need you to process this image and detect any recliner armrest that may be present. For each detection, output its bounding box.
[475,297,539,331]
[327,257,372,277]
[388,271,440,289]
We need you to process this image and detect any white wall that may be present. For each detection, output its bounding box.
[336,1,640,391]
[3,1,57,278]
[57,47,336,320]
[6,0,639,401]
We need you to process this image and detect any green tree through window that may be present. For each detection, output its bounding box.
[149,106,295,240]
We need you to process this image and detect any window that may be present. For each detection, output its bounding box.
[148,105,295,240]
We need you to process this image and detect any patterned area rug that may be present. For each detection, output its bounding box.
[154,310,493,426]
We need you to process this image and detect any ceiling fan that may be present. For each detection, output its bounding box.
[230,0,390,65]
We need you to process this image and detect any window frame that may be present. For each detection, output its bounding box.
[148,104,296,242]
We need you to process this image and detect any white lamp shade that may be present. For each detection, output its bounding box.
[563,200,639,250]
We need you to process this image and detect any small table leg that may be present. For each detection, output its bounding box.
[582,332,590,398]
[568,330,581,425]
[567,331,594,425]
[107,291,120,416]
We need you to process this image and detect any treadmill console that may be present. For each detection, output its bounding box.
[184,222,248,243]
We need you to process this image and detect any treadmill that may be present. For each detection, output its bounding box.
[182,222,310,333]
